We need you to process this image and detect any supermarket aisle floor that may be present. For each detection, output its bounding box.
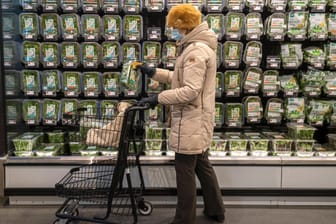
[0,204,336,224]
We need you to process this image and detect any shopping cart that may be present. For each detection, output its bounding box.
[54,104,153,224]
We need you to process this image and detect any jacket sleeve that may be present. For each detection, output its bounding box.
[158,48,208,105]
[152,68,174,84]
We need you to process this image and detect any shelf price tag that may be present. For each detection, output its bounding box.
[87,92,95,97]
[85,6,94,12]
[106,91,116,96]
[8,120,16,125]
[229,122,237,127]
[45,119,56,125]
[65,34,74,40]
[27,120,35,125]
[106,7,116,12]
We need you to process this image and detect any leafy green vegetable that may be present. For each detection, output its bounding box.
[226,132,248,153]
[61,14,80,40]
[62,71,81,97]
[102,41,120,68]
[41,42,59,68]
[306,100,333,125]
[22,41,40,68]
[328,13,336,40]
[294,140,315,156]
[243,67,262,94]
[22,70,40,96]
[244,96,263,123]
[41,13,60,40]
[61,99,78,125]
[41,70,60,96]
[284,97,305,122]
[46,131,65,143]
[79,100,98,117]
[245,13,263,40]
[123,15,142,41]
[5,70,20,96]
[82,72,101,97]
[23,100,41,124]
[223,41,243,68]
[103,15,121,41]
[303,47,325,68]
[61,42,80,68]
[265,98,284,123]
[13,132,44,153]
[147,77,163,94]
[279,75,299,96]
[206,14,224,40]
[81,14,101,41]
[224,70,242,96]
[300,70,326,96]
[143,41,161,66]
[225,13,244,39]
[42,99,60,125]
[215,103,224,127]
[210,133,227,155]
[162,41,177,68]
[19,13,39,40]
[308,13,327,40]
[122,0,142,13]
[287,11,308,40]
[102,72,120,96]
[146,105,163,125]
[216,72,224,97]
[6,100,21,125]
[263,132,293,156]
[122,42,141,63]
[225,103,244,127]
[287,123,316,139]
[323,71,336,95]
[266,13,286,40]
[281,43,303,69]
[245,132,269,154]
[82,42,101,68]
[243,41,262,67]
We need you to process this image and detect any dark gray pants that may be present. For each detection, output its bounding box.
[172,150,225,224]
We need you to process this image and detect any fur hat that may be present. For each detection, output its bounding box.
[167,4,202,30]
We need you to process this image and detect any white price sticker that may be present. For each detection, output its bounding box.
[107,92,116,96]
[26,34,33,39]
[4,62,11,67]
[253,6,261,11]
[270,63,278,68]
[46,62,55,67]
[227,91,235,96]
[297,119,304,123]
[274,35,282,40]
[6,91,14,95]
[4,34,11,39]
[108,36,116,40]
[65,6,74,11]
[88,35,95,40]
[27,120,35,125]
[250,34,258,39]
[8,120,16,124]
[106,62,114,67]
[275,6,284,11]
[46,35,54,40]
[45,91,54,96]
[46,5,54,10]
[232,5,240,10]
[228,61,237,67]
[85,6,94,11]
[67,91,75,96]
[130,36,137,40]
[106,7,115,12]
[269,119,278,123]
[310,92,318,96]
[24,5,33,10]
[293,6,302,10]
[128,7,136,12]
[27,62,36,67]
[65,34,74,40]
[150,34,158,39]
[45,119,54,125]
[230,34,238,39]
[267,92,275,96]
[86,62,94,67]
[151,6,159,10]
[229,122,237,127]
[66,62,74,67]
[87,92,95,97]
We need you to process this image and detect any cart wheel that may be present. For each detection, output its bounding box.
[138,200,152,216]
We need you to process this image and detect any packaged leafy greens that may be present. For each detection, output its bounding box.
[102,42,120,69]
[266,0,287,12]
[215,103,224,127]
[41,70,61,96]
[146,105,163,126]
[60,0,80,12]
[147,27,162,41]
[265,98,284,124]
[42,99,60,125]
[3,13,18,40]
[5,70,20,96]
[206,14,224,40]
[20,0,40,11]
[287,11,308,40]
[216,43,222,68]
[225,12,244,40]
[216,72,224,97]
[245,132,269,156]
[300,69,326,96]
[142,41,161,67]
[330,101,336,125]
[288,123,316,139]
[206,0,225,12]
[2,0,16,10]
[303,46,325,69]
[245,13,263,40]
[41,13,60,41]
[22,41,40,68]
[284,97,305,122]
[62,71,81,97]
[41,42,59,68]
[103,15,122,41]
[309,0,327,12]
[102,72,120,97]
[146,126,163,140]
[101,100,118,119]
[101,0,120,13]
[121,61,141,96]
[263,132,293,156]
[82,72,101,97]
[79,100,98,116]
[243,67,262,94]
[307,100,333,125]
[4,41,18,68]
[145,0,164,12]
[61,99,78,125]
[226,0,245,11]
[226,132,248,156]
[162,41,177,68]
[61,42,80,68]
[13,132,44,156]
[243,96,263,123]
[23,100,41,125]
[323,72,336,95]
[122,0,142,14]
[308,13,327,40]
[328,13,336,40]
[243,41,262,67]
[245,0,265,11]
[123,15,143,42]
[294,139,315,157]
[224,70,242,97]
[225,103,244,127]
[266,13,286,41]
[6,100,22,125]
[82,42,101,68]
[122,42,141,63]
[209,133,227,156]
[81,14,101,41]
[281,43,303,69]
[61,14,80,41]
[82,0,100,13]
[288,0,309,10]
[145,139,163,155]
[41,0,58,12]
[262,70,280,96]
[19,13,39,40]
[222,41,243,68]
[147,77,163,95]
[279,75,300,96]
[325,42,336,69]
[21,70,40,96]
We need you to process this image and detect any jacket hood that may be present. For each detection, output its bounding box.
[177,22,217,51]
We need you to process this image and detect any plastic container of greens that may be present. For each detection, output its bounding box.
[81,0,100,13]
[102,72,120,97]
[147,27,161,41]
[300,70,325,97]
[81,14,101,42]
[61,14,80,41]
[294,140,315,157]
[22,41,40,68]
[243,96,263,123]
[41,42,59,68]
[265,98,284,124]
[303,47,325,69]
[102,15,122,41]
[245,0,264,11]
[328,13,336,40]
[309,0,327,11]
[82,72,101,97]
[142,41,161,67]
[34,143,65,156]
[20,0,40,11]
[21,70,40,96]
[40,13,60,41]
[206,14,225,40]
[216,72,224,97]
[101,0,120,13]
[22,99,41,125]
[225,103,244,127]
[13,132,44,156]
[100,100,118,119]
[279,75,300,96]
[121,61,141,97]
[308,13,327,41]
[121,42,141,63]
[245,132,269,156]
[243,41,262,67]
[307,100,332,126]
[162,41,177,69]
[61,42,80,68]
[265,13,286,41]
[41,70,61,97]
[122,0,142,14]
[215,103,224,127]
[287,123,316,140]
[3,13,18,40]
[209,133,228,156]
[222,41,243,68]
[226,132,248,156]
[5,70,21,96]
[123,15,143,42]
[243,67,262,94]
[145,0,164,12]
[42,99,60,125]
[6,100,22,125]
[102,41,120,69]
[262,70,279,97]
[266,0,287,12]
[62,71,81,97]
[323,71,336,95]
[226,0,245,11]
[224,70,242,97]
[206,0,225,12]
[225,12,244,40]
[79,100,98,116]
[145,139,163,156]
[19,13,39,40]
[3,41,18,68]
[287,11,308,41]
[325,42,336,70]
[82,42,101,69]
[146,105,163,126]
[288,0,309,10]
[285,97,305,123]
[245,13,263,40]
[327,134,336,149]
[263,132,293,156]
[281,43,303,69]
[147,77,164,95]
[216,43,222,68]
[41,0,58,12]
[60,0,80,12]
[61,99,78,125]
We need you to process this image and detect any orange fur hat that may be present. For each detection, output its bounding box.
[166,4,202,30]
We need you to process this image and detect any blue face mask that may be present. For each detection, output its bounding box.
[171,28,183,41]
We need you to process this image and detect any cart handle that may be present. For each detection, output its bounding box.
[126,103,151,112]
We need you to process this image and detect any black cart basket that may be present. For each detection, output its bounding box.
[54,104,152,224]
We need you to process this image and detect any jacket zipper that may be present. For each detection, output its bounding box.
[177,110,183,152]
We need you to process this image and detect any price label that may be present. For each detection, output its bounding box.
[129,36,137,41]
[318,34,326,39]
[250,62,258,67]
[295,34,303,39]
[211,6,219,10]
[26,34,33,39]
[270,63,278,68]
[286,91,294,96]
[249,118,258,122]
[316,5,325,11]
[88,35,95,40]
[106,7,115,12]
[86,62,94,67]
[127,91,135,96]
[151,6,159,10]
[6,91,14,95]
[286,62,296,68]
[46,35,54,40]
[297,119,304,123]
[250,34,258,39]
[27,62,36,67]
[66,62,74,67]
[230,34,238,39]
[106,62,115,67]
[107,36,116,40]
[227,91,235,96]
[107,92,116,96]
[274,35,282,40]
[314,63,322,68]
[24,4,33,10]
[67,91,75,96]
[150,34,158,39]
[128,7,136,12]
[65,34,74,40]
[4,34,11,39]
[46,62,55,67]
[232,5,240,10]
[26,91,35,95]
[309,92,318,96]
[293,6,302,10]
[45,91,54,96]
[275,6,284,11]
[269,119,278,124]
[4,62,11,67]
[316,121,323,125]
[87,92,95,97]
[329,91,336,96]
[2,4,9,9]
[46,5,54,10]
[65,6,74,11]
[8,120,16,125]
[266,92,275,96]
[228,61,237,67]
[229,122,237,127]
[248,89,256,93]
[253,6,261,11]
[45,119,55,125]
[85,6,94,11]
[27,120,35,125]
[167,62,174,68]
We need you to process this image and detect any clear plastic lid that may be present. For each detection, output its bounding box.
[6,99,22,125]
[61,42,81,68]
[4,41,18,68]
[40,13,60,41]
[205,14,225,40]
[121,42,141,63]
[22,41,41,68]
[61,13,80,41]
[82,72,101,97]
[222,41,243,68]
[82,42,102,69]
[102,15,122,41]
[5,70,21,96]
[62,71,82,97]
[42,99,60,125]
[41,42,59,68]
[41,70,61,96]
[102,72,120,97]
[19,13,40,40]
[225,12,245,40]
[81,14,101,42]
[142,41,161,67]
[123,15,143,42]
[102,41,121,69]
[22,99,41,125]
